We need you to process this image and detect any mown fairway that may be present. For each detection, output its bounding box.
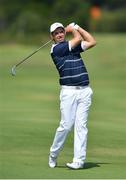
[0,34,126,179]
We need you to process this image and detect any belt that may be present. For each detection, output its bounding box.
[61,85,89,90]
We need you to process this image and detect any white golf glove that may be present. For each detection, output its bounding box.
[69,22,79,30]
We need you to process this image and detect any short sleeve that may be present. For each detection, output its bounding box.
[81,41,86,51]
[70,41,85,53]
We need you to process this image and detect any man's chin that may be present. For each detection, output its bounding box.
[58,38,64,43]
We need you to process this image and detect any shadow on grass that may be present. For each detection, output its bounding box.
[57,162,109,169]
[84,162,101,169]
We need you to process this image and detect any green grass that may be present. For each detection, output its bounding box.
[0,34,126,179]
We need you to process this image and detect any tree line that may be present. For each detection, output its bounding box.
[0,0,126,38]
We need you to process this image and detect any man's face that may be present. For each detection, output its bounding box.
[51,27,65,43]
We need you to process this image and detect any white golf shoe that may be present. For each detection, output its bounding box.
[66,162,84,169]
[48,155,57,168]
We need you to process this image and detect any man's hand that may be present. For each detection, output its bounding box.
[69,22,75,28]
[65,23,79,33]
[65,25,74,33]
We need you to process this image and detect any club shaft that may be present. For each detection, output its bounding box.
[15,40,52,68]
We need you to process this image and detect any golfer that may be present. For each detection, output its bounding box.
[48,22,96,169]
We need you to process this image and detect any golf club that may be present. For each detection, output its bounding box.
[11,39,52,76]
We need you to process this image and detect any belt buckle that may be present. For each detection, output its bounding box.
[76,86,80,89]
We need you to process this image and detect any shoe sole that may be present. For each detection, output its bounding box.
[66,163,84,170]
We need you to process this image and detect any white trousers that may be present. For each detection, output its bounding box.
[50,86,93,163]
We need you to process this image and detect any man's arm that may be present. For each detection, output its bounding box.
[65,25,82,50]
[77,26,96,50]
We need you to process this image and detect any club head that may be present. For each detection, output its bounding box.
[11,66,16,76]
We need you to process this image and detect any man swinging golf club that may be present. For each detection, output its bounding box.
[49,22,96,169]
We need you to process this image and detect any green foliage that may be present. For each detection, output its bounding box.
[52,0,90,28]
[0,0,126,43]
[90,9,126,32]
[12,11,41,33]
[0,0,90,36]
[7,2,52,33]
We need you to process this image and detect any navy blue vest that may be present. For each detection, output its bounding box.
[51,41,89,86]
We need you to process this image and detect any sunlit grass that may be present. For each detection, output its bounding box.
[0,33,126,179]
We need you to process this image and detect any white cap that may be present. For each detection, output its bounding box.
[50,22,64,33]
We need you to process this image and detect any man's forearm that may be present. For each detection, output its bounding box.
[65,25,82,49]
[71,28,82,41]
[77,26,96,49]
[78,26,96,44]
